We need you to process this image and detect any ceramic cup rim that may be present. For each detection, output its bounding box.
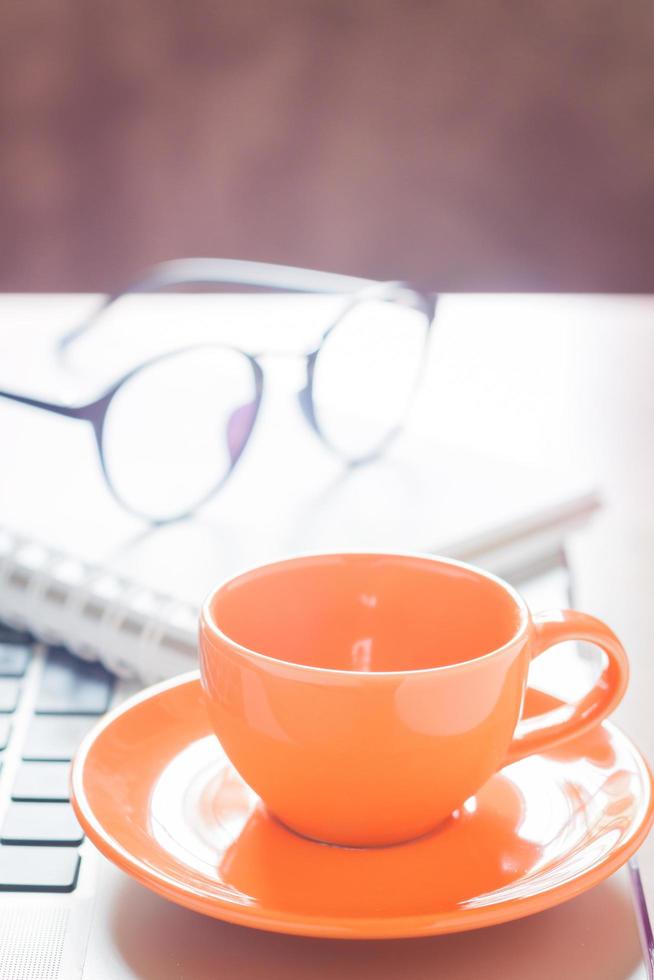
[200,551,531,678]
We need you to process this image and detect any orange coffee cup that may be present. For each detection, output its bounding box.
[199,553,628,847]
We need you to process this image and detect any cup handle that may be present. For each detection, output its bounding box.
[505,609,629,764]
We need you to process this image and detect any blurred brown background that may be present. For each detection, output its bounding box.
[1,0,653,293]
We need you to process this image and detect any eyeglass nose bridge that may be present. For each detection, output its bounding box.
[250,347,319,435]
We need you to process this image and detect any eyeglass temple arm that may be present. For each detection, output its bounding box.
[56,258,380,354]
[0,387,91,419]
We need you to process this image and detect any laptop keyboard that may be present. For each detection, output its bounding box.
[0,626,114,893]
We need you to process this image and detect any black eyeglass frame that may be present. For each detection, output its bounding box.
[0,260,438,524]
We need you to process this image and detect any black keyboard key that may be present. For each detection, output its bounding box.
[0,624,31,644]
[0,644,31,677]
[0,845,80,892]
[0,717,11,750]
[23,716,97,761]
[12,762,70,802]
[0,679,20,713]
[1,802,84,846]
[36,648,113,715]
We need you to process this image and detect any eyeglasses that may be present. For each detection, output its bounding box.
[1,259,437,524]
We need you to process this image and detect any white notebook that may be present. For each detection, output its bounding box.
[0,429,598,683]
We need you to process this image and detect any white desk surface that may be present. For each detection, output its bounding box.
[1,292,654,977]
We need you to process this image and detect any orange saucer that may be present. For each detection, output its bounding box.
[71,673,654,940]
